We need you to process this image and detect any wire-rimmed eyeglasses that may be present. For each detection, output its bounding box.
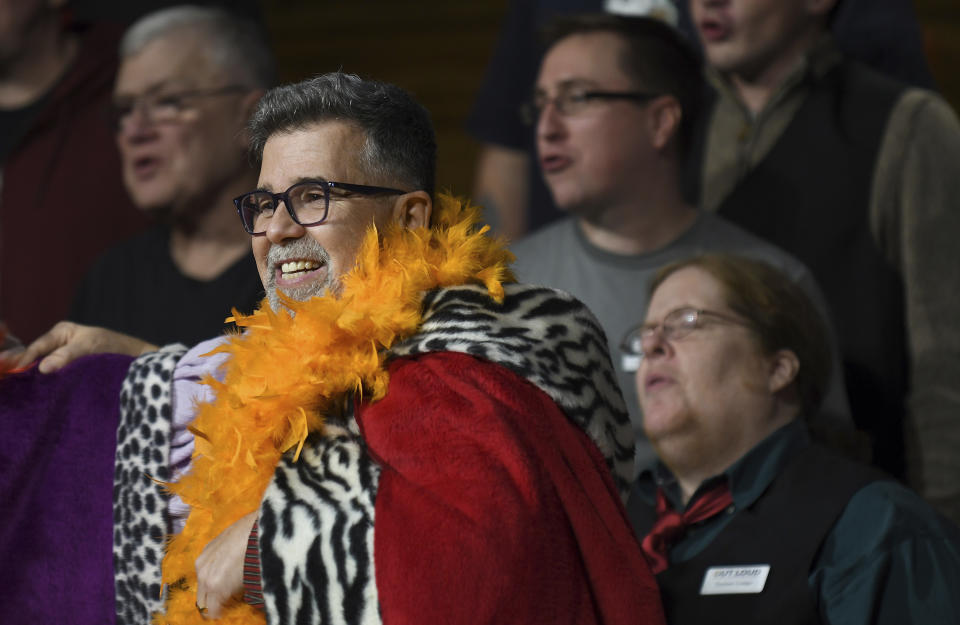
[234,179,408,236]
[109,85,248,131]
[619,307,751,370]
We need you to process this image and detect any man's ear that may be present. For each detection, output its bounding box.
[392,190,432,229]
[768,349,800,395]
[647,96,682,152]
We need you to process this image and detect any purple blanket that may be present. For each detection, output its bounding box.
[0,354,133,624]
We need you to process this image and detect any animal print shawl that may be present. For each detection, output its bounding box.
[112,196,644,624]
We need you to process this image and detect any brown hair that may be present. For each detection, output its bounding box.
[649,254,832,416]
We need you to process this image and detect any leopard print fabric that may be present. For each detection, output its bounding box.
[113,345,187,625]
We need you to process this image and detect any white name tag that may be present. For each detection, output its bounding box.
[699,565,771,595]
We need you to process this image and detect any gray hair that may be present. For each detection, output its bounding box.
[120,5,276,89]
[248,72,436,196]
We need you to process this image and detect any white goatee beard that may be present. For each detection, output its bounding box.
[265,237,334,313]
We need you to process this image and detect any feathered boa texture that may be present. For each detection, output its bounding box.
[156,194,514,624]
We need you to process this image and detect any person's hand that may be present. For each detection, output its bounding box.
[195,510,258,619]
[12,321,158,374]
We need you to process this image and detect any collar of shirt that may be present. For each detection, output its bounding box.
[635,420,811,562]
[705,33,843,122]
[699,35,843,213]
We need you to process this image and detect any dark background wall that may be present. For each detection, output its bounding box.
[918,0,960,109]
[260,1,508,200]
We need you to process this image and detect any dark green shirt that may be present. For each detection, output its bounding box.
[631,421,960,624]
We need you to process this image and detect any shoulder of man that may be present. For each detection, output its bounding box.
[389,282,635,495]
[694,212,812,285]
[510,217,578,258]
[509,217,584,285]
[39,22,125,123]
[885,86,960,148]
[813,475,960,622]
[75,227,169,288]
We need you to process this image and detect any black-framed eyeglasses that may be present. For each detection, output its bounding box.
[620,307,751,359]
[520,88,661,125]
[108,84,248,131]
[234,179,408,236]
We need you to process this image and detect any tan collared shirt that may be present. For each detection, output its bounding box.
[700,37,842,214]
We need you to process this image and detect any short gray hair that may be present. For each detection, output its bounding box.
[248,72,436,196]
[120,5,276,89]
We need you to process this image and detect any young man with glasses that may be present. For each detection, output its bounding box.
[64,6,273,347]
[510,14,853,474]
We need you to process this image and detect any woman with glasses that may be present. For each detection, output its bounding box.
[623,253,960,625]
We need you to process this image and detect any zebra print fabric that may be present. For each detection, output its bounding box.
[113,283,631,624]
[259,424,381,625]
[392,283,634,496]
[256,283,633,623]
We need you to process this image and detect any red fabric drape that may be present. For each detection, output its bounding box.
[358,352,666,625]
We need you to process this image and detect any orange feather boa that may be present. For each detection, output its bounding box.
[155,195,514,624]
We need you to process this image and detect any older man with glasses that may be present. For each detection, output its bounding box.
[2,71,668,625]
[59,6,273,348]
[508,13,857,476]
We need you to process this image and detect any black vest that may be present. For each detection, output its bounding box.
[632,444,885,625]
[688,61,908,477]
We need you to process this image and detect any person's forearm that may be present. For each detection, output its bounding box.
[473,144,530,240]
[876,90,960,523]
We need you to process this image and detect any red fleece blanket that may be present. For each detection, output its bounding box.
[357,351,665,625]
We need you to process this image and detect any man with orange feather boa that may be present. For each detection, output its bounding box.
[2,72,665,625]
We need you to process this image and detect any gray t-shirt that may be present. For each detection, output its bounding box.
[511,212,850,474]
